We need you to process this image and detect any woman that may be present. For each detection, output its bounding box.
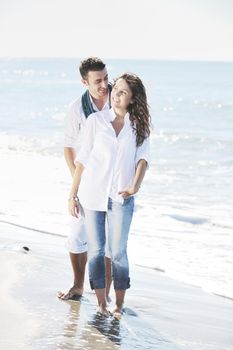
[68,73,151,317]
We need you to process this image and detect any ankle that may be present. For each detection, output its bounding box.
[114,305,123,312]
[98,301,107,309]
[98,304,108,314]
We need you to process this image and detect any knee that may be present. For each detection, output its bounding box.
[88,247,105,260]
[111,249,127,263]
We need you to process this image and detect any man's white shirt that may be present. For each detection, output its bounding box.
[64,95,110,154]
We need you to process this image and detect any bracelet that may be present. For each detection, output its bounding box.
[68,196,79,202]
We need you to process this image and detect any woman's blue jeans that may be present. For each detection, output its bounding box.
[83,197,134,290]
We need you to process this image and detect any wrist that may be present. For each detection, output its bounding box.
[132,185,140,193]
[68,196,79,202]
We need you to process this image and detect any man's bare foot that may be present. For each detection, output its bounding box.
[57,285,83,300]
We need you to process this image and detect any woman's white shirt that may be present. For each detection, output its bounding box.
[76,108,150,211]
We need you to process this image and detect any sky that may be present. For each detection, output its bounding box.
[0,0,233,61]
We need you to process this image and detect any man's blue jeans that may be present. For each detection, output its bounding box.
[83,197,134,290]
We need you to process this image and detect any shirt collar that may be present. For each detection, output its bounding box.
[90,95,110,112]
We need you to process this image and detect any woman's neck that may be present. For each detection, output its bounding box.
[113,107,127,120]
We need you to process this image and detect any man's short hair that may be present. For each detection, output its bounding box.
[79,57,106,79]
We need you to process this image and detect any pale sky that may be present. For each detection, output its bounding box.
[0,0,233,61]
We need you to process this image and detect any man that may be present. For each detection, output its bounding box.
[57,57,112,300]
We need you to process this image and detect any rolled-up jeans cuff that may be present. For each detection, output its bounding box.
[89,279,106,290]
[113,277,130,290]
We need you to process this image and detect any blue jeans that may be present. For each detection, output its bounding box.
[83,197,134,290]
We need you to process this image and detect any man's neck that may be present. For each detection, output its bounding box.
[90,93,109,111]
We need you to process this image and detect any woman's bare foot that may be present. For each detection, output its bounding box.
[57,285,83,300]
[96,305,111,317]
[111,306,123,320]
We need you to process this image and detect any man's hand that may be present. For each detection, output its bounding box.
[68,199,80,218]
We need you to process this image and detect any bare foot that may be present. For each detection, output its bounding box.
[96,305,111,317]
[111,306,123,320]
[57,285,83,300]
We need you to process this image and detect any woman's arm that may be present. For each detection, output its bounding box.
[68,161,84,217]
[119,159,148,199]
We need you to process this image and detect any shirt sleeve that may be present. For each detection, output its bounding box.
[75,114,96,167]
[64,101,82,148]
[135,137,150,168]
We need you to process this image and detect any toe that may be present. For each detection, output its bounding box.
[57,291,64,298]
[113,311,122,320]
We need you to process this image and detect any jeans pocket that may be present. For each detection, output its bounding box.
[123,196,134,209]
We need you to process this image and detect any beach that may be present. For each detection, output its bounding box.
[1,58,233,300]
[0,221,233,350]
[1,58,233,349]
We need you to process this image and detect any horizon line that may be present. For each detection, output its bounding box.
[0,56,233,64]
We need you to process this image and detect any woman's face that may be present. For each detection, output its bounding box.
[111,78,133,111]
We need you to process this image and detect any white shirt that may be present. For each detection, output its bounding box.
[64,95,110,153]
[76,108,150,211]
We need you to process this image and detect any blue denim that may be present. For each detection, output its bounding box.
[83,197,134,290]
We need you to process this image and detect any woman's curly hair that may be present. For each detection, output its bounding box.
[114,73,151,146]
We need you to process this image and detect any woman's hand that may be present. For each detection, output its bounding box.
[68,197,80,218]
[118,186,139,199]
[119,160,147,199]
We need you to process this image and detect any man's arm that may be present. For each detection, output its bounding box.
[68,161,84,217]
[64,147,76,178]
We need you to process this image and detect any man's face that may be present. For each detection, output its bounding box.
[82,68,108,99]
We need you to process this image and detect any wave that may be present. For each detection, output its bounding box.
[135,264,165,273]
[165,213,233,230]
[0,132,62,155]
[164,214,209,225]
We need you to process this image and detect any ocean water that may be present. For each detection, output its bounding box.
[0,58,233,300]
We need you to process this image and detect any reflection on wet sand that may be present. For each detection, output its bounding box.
[58,301,120,350]
[88,313,121,345]
[33,292,168,349]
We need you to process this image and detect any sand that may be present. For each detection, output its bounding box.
[0,221,233,350]
[0,251,38,349]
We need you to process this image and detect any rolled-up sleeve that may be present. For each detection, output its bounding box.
[135,137,150,168]
[64,102,82,148]
[75,114,96,167]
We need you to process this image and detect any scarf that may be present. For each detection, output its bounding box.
[81,83,112,118]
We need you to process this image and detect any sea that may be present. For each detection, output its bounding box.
[0,58,233,300]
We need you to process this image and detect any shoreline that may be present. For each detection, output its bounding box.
[1,150,233,303]
[1,222,233,349]
[1,218,233,303]
[136,263,233,303]
[0,218,66,237]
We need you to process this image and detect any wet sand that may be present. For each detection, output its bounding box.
[0,251,38,349]
[0,221,233,350]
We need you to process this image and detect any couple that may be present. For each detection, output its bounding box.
[58,57,151,317]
